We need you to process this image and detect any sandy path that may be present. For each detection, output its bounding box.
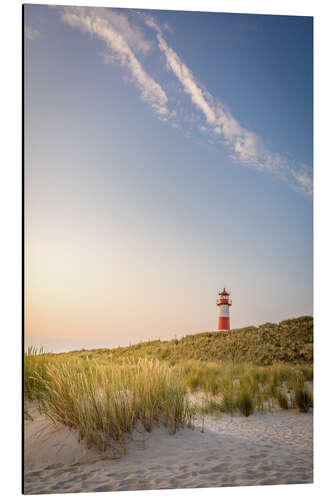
[24,404,313,494]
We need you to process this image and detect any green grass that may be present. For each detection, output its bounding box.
[295,387,313,413]
[55,316,313,366]
[276,390,289,410]
[24,316,313,451]
[183,360,312,415]
[24,347,57,401]
[25,353,194,453]
[237,391,254,417]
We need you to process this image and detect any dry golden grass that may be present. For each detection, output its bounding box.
[25,352,194,453]
[24,318,313,451]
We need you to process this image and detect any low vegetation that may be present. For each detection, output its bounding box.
[295,386,313,413]
[24,316,313,451]
[25,354,194,454]
[184,360,312,415]
[56,316,313,366]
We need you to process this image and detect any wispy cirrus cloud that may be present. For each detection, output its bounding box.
[54,7,312,197]
[145,16,312,197]
[58,7,169,118]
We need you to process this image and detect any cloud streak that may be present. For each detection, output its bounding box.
[145,17,312,197]
[55,7,312,197]
[59,7,169,118]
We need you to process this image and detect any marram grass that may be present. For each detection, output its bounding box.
[295,386,313,413]
[25,353,194,453]
[24,328,313,451]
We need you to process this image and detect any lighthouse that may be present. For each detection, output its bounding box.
[217,288,232,330]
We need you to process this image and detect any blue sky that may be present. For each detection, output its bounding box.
[24,5,313,352]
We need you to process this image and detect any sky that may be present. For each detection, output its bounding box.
[24,4,313,352]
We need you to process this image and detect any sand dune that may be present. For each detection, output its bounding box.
[24,403,313,494]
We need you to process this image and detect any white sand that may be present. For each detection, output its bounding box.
[24,403,313,494]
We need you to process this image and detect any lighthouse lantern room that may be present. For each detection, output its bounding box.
[217,288,232,330]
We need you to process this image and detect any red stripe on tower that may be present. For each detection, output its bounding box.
[218,316,230,330]
[216,288,232,331]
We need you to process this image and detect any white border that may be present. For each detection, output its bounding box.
[1,1,333,499]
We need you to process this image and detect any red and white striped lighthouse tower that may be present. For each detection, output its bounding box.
[217,288,232,330]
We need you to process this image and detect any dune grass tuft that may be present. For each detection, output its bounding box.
[276,390,289,410]
[25,351,194,453]
[295,387,313,413]
[237,391,254,417]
